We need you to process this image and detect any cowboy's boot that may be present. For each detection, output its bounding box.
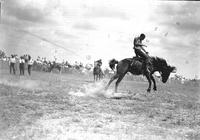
[145,59,152,73]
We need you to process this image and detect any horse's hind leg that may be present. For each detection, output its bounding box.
[150,75,157,91]
[105,74,119,90]
[115,74,125,93]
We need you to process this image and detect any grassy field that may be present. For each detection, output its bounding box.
[0,66,200,140]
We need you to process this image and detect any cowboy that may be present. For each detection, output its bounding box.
[96,59,102,67]
[132,33,151,72]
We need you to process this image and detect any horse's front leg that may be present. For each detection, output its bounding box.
[145,73,152,92]
[98,74,101,81]
[94,74,96,82]
[95,74,97,82]
[150,75,157,91]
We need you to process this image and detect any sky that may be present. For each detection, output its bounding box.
[0,0,199,79]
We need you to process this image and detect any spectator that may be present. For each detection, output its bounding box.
[0,50,6,59]
[19,56,25,75]
[24,54,29,63]
[9,55,16,74]
[28,55,34,75]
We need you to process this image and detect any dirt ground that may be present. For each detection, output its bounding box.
[0,69,200,140]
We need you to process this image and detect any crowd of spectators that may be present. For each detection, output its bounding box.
[0,50,96,75]
[0,52,34,76]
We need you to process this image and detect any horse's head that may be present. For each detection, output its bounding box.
[160,65,176,83]
[154,57,176,83]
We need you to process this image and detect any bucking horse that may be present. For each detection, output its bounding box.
[105,56,176,92]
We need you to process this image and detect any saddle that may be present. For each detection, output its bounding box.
[132,56,145,63]
[131,56,152,72]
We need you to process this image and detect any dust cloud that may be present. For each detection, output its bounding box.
[68,80,115,98]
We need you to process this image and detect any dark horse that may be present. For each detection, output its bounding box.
[48,62,62,73]
[93,65,104,81]
[105,56,176,92]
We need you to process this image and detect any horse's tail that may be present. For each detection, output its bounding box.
[109,59,118,70]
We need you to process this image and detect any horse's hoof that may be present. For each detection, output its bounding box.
[147,89,151,93]
[153,87,157,91]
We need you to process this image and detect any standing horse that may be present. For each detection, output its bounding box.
[93,65,103,81]
[105,56,176,92]
[48,62,62,73]
[93,60,103,81]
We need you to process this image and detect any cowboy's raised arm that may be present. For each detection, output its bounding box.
[142,44,147,47]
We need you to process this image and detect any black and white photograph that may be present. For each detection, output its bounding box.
[0,0,199,139]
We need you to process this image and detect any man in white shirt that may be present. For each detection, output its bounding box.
[28,55,34,75]
[9,55,16,74]
[19,56,25,75]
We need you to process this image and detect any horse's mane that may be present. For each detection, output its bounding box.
[151,56,168,66]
